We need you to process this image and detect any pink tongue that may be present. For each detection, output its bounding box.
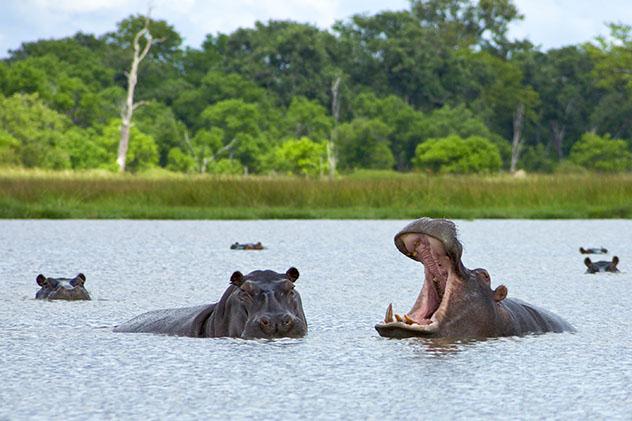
[407,277,439,323]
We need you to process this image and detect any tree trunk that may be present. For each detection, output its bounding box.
[117,18,153,172]
[327,76,341,180]
[550,120,565,160]
[510,103,525,173]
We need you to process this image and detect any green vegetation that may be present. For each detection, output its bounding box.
[1,1,631,178]
[1,170,630,219]
[1,1,631,220]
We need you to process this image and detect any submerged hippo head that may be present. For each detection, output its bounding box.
[35,273,91,300]
[584,256,620,273]
[579,247,608,255]
[375,218,509,339]
[218,267,307,339]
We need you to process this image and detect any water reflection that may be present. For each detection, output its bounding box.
[399,336,492,356]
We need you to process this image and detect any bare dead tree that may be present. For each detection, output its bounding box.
[510,103,525,173]
[550,120,566,160]
[117,16,154,172]
[327,76,341,180]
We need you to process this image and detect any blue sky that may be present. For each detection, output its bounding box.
[1,0,631,58]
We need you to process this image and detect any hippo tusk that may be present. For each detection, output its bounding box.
[384,303,394,323]
[404,314,416,325]
[395,313,404,322]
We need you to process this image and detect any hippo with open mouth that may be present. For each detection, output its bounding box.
[35,273,91,300]
[114,267,307,339]
[375,218,574,339]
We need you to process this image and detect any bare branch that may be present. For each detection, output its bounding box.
[132,100,149,112]
[213,137,239,160]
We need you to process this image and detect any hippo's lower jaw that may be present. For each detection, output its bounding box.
[375,320,439,338]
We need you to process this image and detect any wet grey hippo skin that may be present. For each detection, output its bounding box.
[35,273,91,300]
[114,267,307,339]
[584,257,620,273]
[375,218,574,339]
[579,247,608,254]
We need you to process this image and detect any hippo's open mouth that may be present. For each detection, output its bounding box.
[376,232,452,338]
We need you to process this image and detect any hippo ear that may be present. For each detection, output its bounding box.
[74,273,86,286]
[230,271,245,287]
[584,257,592,267]
[612,256,619,267]
[36,274,47,286]
[286,267,299,282]
[493,285,507,302]
[579,247,585,254]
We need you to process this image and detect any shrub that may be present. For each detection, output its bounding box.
[569,132,632,172]
[412,135,501,174]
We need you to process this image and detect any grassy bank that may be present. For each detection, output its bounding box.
[0,169,631,219]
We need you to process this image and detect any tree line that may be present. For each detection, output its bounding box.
[1,0,631,175]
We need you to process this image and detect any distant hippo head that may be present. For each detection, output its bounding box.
[584,256,620,273]
[35,273,91,300]
[579,247,608,254]
[375,218,509,339]
[217,267,307,339]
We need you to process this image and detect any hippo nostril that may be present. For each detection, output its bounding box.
[280,315,294,330]
[259,317,271,330]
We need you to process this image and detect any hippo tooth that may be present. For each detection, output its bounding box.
[403,314,415,325]
[385,303,394,323]
[395,313,404,322]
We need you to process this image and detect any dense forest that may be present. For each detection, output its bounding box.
[1,0,631,175]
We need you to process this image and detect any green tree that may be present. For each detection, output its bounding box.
[283,97,333,141]
[92,119,159,172]
[336,119,394,170]
[569,132,632,172]
[166,147,196,173]
[59,126,109,170]
[412,134,501,173]
[222,21,339,107]
[421,104,510,165]
[527,47,597,159]
[264,137,327,176]
[199,99,272,172]
[172,71,270,128]
[135,102,187,166]
[587,24,632,140]
[0,93,71,168]
[0,129,20,166]
[351,92,425,170]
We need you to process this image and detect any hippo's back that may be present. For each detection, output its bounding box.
[114,304,215,337]
[501,298,575,335]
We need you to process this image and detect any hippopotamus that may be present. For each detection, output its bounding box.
[35,273,91,300]
[114,267,307,339]
[231,242,264,250]
[579,247,608,254]
[375,218,574,339]
[584,256,620,273]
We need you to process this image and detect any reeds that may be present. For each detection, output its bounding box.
[0,169,630,219]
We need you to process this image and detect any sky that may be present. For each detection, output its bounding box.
[1,0,631,58]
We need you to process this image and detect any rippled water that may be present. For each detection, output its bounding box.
[1,219,631,419]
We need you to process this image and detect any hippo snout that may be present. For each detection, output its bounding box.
[248,313,304,338]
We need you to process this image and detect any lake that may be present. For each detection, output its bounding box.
[1,219,631,419]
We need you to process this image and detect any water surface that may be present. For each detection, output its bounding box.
[1,220,631,419]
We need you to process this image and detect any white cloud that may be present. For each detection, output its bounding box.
[509,0,632,49]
